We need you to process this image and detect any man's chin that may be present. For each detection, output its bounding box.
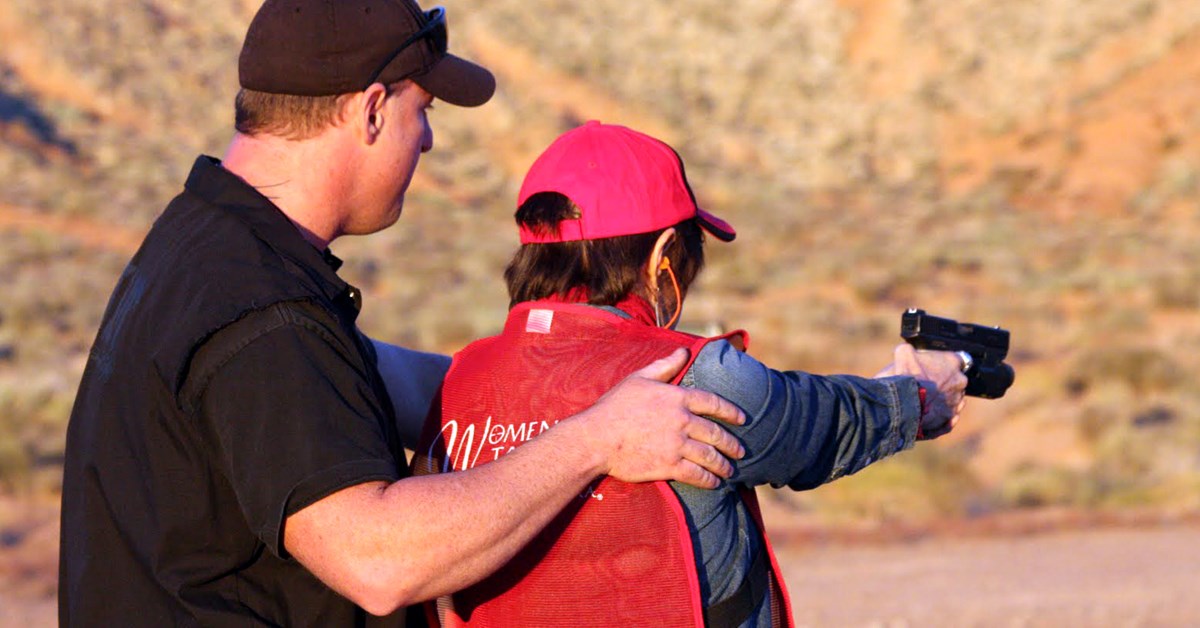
[384,204,404,230]
[349,204,404,236]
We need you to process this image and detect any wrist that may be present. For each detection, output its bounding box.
[916,384,928,440]
[552,409,610,479]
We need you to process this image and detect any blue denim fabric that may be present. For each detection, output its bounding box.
[672,339,922,627]
[593,306,921,625]
[685,340,921,489]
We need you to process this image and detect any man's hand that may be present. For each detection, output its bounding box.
[876,344,967,440]
[574,348,746,489]
[286,349,745,611]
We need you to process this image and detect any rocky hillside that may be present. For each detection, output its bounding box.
[1,0,1199,520]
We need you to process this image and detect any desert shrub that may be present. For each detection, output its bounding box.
[790,443,985,523]
[0,374,78,491]
[4,0,1200,522]
[997,464,1085,508]
[1149,269,1200,309]
[0,434,32,492]
[1077,402,1122,444]
[1081,398,1200,507]
[1068,345,1185,395]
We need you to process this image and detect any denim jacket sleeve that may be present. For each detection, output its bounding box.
[681,339,923,490]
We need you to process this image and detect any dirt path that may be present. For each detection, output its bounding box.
[0,3,149,134]
[0,593,53,628]
[0,203,144,254]
[4,516,1198,626]
[779,523,1200,627]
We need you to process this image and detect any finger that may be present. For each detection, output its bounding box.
[680,387,746,426]
[671,461,721,489]
[684,415,745,459]
[920,349,963,376]
[678,439,734,480]
[896,345,930,379]
[873,363,897,378]
[893,343,919,369]
[922,411,950,436]
[627,347,689,383]
[934,419,955,439]
[923,415,952,439]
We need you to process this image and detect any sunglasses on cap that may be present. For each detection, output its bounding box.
[365,5,448,87]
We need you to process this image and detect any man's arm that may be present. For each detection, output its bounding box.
[284,348,745,616]
[369,339,450,447]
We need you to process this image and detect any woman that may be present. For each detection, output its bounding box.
[412,121,966,627]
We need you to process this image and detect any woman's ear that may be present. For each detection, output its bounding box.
[647,227,677,289]
[648,227,684,328]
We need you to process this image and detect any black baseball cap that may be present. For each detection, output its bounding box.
[239,0,495,107]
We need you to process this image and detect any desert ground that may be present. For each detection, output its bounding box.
[4,0,1200,625]
[781,521,1200,627]
[4,495,1199,627]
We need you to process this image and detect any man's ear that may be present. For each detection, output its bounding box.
[357,82,389,144]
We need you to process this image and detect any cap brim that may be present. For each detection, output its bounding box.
[413,53,495,107]
[697,208,736,242]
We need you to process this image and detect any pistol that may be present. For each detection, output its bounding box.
[900,308,1015,399]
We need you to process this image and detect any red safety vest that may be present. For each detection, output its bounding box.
[412,299,793,627]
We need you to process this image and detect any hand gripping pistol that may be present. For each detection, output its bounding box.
[900,308,1015,399]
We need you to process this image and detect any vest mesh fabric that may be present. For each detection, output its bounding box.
[412,302,790,627]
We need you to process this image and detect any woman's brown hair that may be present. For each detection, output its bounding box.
[504,192,706,311]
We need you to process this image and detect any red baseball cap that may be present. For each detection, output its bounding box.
[517,121,736,244]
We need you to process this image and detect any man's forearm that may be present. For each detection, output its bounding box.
[284,413,607,615]
[286,348,744,616]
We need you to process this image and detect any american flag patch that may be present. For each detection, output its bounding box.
[526,309,554,334]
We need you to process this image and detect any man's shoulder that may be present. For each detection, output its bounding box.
[124,166,337,398]
[146,155,313,276]
[141,170,327,304]
[138,199,319,322]
[151,188,281,268]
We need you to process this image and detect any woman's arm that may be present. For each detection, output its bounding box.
[685,340,964,489]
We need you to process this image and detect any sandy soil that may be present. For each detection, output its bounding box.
[780,523,1200,627]
[3,497,1199,627]
[0,593,54,628]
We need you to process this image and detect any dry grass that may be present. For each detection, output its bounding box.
[0,0,1199,527]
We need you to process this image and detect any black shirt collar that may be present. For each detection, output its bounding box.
[183,156,360,313]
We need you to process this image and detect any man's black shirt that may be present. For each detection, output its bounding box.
[60,156,414,626]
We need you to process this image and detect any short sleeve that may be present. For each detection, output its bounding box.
[188,304,401,558]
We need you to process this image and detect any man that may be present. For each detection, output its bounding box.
[58,2,745,626]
